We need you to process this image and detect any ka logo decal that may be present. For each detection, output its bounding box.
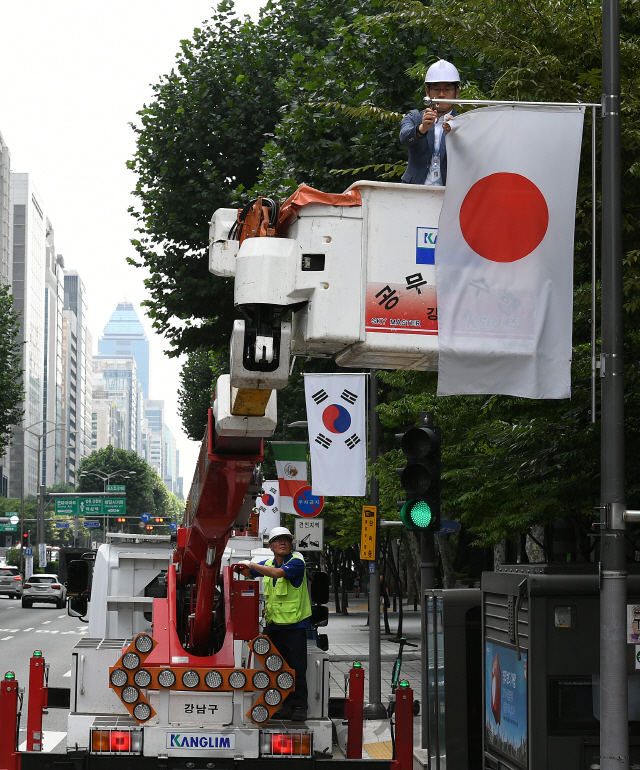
[416,227,438,265]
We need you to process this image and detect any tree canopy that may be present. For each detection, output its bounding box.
[77,445,183,521]
[130,0,640,564]
[0,284,24,457]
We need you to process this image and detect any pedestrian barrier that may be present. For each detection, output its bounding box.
[391,680,414,770]
[0,671,20,770]
[27,650,49,751]
[344,661,365,758]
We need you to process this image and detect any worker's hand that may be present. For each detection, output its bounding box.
[233,560,252,576]
[442,115,453,134]
[419,108,437,135]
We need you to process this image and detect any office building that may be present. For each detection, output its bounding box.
[143,399,164,478]
[0,133,11,496]
[0,131,11,287]
[9,174,47,499]
[91,356,143,453]
[60,270,93,487]
[164,424,177,494]
[98,301,150,399]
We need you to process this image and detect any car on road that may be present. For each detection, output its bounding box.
[0,566,23,599]
[22,574,66,608]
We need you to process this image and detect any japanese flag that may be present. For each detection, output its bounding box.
[304,373,367,496]
[435,105,585,399]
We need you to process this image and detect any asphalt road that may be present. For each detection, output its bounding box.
[0,594,88,752]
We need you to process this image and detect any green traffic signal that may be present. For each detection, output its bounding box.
[400,499,434,531]
[396,413,442,532]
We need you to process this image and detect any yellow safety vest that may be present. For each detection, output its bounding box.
[263,552,312,626]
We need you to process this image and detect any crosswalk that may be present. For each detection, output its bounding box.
[0,626,87,640]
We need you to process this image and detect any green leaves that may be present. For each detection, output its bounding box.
[0,285,24,457]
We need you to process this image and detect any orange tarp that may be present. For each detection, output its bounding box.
[277,184,362,232]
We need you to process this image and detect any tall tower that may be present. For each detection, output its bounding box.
[9,173,47,499]
[98,301,150,399]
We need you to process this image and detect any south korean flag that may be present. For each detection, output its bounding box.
[304,373,367,497]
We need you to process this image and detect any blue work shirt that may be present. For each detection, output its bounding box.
[250,552,311,630]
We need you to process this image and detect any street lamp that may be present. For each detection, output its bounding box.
[18,421,75,575]
[79,469,136,540]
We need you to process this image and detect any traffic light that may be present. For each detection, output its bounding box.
[396,414,441,533]
[154,517,163,523]
[145,525,154,531]
[117,517,126,523]
[22,532,29,547]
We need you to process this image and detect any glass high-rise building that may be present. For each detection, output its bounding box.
[98,302,149,399]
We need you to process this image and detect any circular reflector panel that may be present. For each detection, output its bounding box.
[182,670,200,688]
[133,702,152,721]
[276,671,294,690]
[252,671,270,689]
[251,704,269,723]
[158,669,176,688]
[134,634,153,654]
[228,670,247,689]
[122,652,141,670]
[110,669,128,688]
[264,688,282,706]
[205,670,223,689]
[134,669,152,688]
[252,637,271,656]
[121,685,140,704]
[265,654,283,672]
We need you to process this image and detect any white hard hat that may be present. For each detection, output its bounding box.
[425,60,460,84]
[269,526,293,543]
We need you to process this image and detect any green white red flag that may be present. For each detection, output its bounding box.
[271,442,307,514]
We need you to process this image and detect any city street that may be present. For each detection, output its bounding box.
[0,595,87,752]
[0,594,421,757]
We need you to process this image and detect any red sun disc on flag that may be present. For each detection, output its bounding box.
[459,173,549,263]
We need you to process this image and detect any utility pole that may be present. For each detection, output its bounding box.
[600,0,627,765]
[364,371,387,719]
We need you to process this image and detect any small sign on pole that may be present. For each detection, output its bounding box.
[361,505,377,560]
[294,518,324,551]
[106,484,126,493]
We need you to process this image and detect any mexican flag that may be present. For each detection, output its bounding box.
[271,442,307,514]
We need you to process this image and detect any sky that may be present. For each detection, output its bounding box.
[0,0,265,488]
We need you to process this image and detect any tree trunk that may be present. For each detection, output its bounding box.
[437,533,456,589]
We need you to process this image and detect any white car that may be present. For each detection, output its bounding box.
[0,566,23,599]
[22,574,67,609]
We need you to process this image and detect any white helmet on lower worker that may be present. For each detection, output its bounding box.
[425,59,460,84]
[268,526,293,543]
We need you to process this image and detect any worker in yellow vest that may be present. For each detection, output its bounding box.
[236,526,312,721]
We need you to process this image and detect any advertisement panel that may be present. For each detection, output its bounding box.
[485,641,528,767]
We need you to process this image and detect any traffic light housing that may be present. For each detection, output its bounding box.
[117,517,126,523]
[396,416,441,533]
[22,532,29,547]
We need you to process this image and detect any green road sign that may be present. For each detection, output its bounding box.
[103,498,126,515]
[55,498,79,516]
[79,497,103,516]
[106,484,126,493]
[0,524,17,532]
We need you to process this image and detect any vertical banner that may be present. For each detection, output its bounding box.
[361,505,377,560]
[304,374,367,496]
[271,443,308,514]
[255,480,281,534]
[436,105,584,399]
[25,555,33,581]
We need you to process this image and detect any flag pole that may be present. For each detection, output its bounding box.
[599,0,627,765]
[364,370,386,719]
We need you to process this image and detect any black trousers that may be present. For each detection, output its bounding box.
[266,627,308,711]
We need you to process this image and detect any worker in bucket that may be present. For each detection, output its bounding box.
[235,526,312,721]
[399,59,461,186]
